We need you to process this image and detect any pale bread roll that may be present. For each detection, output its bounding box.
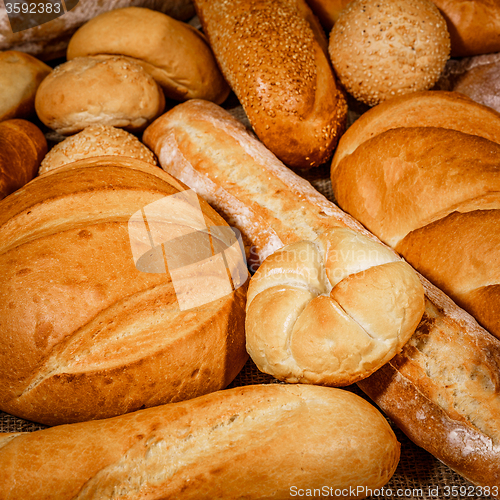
[67,7,230,104]
[0,50,51,122]
[40,125,157,174]
[35,55,165,135]
[0,384,400,500]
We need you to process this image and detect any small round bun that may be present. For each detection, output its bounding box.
[35,55,165,135]
[40,125,157,175]
[329,0,450,106]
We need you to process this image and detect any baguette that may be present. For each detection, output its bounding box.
[0,155,247,426]
[143,99,500,494]
[193,0,347,169]
[0,384,400,499]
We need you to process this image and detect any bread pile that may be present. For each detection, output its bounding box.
[1,0,500,498]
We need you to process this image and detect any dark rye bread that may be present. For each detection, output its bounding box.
[193,0,347,169]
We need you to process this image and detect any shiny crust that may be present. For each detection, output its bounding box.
[193,0,347,169]
[0,119,47,200]
[66,6,230,104]
[0,384,400,499]
[0,156,247,425]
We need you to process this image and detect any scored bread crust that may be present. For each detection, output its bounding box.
[0,156,247,426]
[193,0,348,169]
[0,384,400,499]
[331,91,500,341]
[144,99,500,492]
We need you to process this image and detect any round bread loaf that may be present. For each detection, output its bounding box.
[40,125,157,174]
[67,7,230,104]
[0,119,47,200]
[330,91,500,340]
[0,51,51,122]
[0,156,248,425]
[35,55,165,135]
[0,0,195,61]
[329,0,450,106]
[245,229,424,386]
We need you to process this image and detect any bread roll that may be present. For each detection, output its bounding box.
[39,125,157,174]
[67,7,230,104]
[0,155,247,425]
[0,50,51,122]
[0,384,400,500]
[331,91,500,340]
[35,55,165,135]
[328,0,450,106]
[0,0,195,61]
[193,0,348,169]
[0,119,47,200]
[143,99,500,492]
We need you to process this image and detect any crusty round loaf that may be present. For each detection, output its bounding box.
[39,125,157,174]
[245,230,424,386]
[0,51,51,122]
[0,119,47,200]
[0,156,247,425]
[193,0,348,169]
[330,91,500,340]
[0,0,195,61]
[0,385,400,500]
[67,7,230,104]
[35,55,165,135]
[329,0,450,106]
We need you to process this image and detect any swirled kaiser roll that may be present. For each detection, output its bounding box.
[144,99,425,386]
[0,156,247,426]
[193,0,348,169]
[331,90,500,341]
[144,99,500,492]
[0,385,400,500]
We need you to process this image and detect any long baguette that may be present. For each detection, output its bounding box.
[0,384,400,499]
[143,99,500,494]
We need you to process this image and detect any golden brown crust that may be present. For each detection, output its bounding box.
[66,6,230,104]
[0,384,400,499]
[193,0,347,169]
[0,119,47,200]
[0,156,247,425]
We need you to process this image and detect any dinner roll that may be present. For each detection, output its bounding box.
[35,55,165,135]
[329,0,450,106]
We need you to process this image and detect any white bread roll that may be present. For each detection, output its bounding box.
[143,99,500,492]
[0,0,195,61]
[66,7,230,104]
[0,50,51,122]
[0,384,400,499]
[39,125,157,174]
[331,90,500,341]
[193,0,348,169]
[0,155,247,425]
[35,55,165,135]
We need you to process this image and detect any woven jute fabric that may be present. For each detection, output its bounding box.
[0,103,492,500]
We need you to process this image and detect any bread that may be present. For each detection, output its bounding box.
[143,99,500,492]
[307,0,500,57]
[0,0,195,61]
[35,55,165,135]
[331,90,500,340]
[328,0,450,106]
[0,50,51,122]
[144,101,424,384]
[66,7,230,104]
[39,125,157,174]
[0,155,247,425]
[0,384,399,499]
[0,119,47,200]
[193,0,347,169]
